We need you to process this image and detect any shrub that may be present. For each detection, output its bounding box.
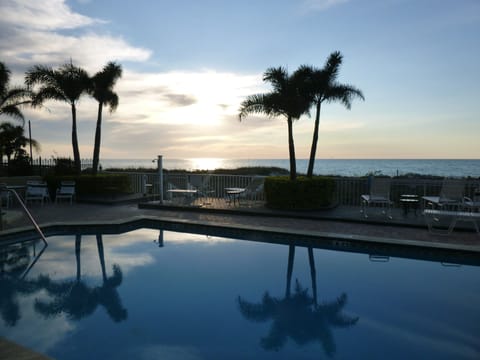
[264,176,335,210]
[44,174,132,197]
[53,157,77,176]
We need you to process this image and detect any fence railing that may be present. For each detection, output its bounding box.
[1,158,93,176]
[106,171,480,207]
[109,172,266,201]
[333,177,480,206]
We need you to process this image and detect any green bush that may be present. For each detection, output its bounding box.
[264,176,335,210]
[44,174,132,197]
[53,158,77,176]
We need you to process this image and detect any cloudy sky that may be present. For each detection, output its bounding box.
[0,0,479,160]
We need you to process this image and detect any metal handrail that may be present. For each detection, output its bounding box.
[1,186,48,245]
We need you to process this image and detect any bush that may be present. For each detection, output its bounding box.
[264,176,335,210]
[44,174,132,198]
[53,157,77,176]
[8,156,32,176]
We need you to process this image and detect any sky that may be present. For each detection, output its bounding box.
[0,0,479,160]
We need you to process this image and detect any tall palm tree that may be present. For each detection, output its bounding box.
[300,52,364,177]
[90,62,122,175]
[25,61,90,174]
[239,67,311,180]
[0,62,31,125]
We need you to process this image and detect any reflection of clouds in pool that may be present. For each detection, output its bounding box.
[23,229,233,281]
[138,344,201,360]
[360,316,479,359]
[0,292,74,353]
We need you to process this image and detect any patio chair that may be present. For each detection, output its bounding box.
[188,174,215,204]
[55,181,76,204]
[0,183,12,208]
[25,181,50,206]
[360,177,392,219]
[226,177,265,206]
[422,178,466,211]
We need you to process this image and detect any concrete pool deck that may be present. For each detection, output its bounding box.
[2,200,479,254]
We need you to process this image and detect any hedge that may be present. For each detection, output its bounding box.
[264,176,335,210]
[44,174,132,198]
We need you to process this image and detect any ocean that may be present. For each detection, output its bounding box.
[99,158,480,177]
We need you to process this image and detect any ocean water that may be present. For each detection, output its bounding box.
[99,158,480,177]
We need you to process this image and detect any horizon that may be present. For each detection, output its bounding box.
[1,0,479,160]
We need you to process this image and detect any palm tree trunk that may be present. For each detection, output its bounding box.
[71,103,81,174]
[287,116,296,181]
[308,247,317,306]
[307,101,321,178]
[92,102,103,175]
[96,234,107,282]
[285,244,295,298]
[75,235,81,282]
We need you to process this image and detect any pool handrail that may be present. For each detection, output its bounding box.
[1,185,48,245]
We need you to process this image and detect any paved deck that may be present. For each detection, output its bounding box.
[2,198,479,253]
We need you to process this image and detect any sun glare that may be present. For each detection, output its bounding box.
[189,158,225,170]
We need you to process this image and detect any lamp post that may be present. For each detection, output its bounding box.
[157,155,163,204]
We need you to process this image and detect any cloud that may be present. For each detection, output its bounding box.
[0,0,100,30]
[0,0,151,71]
[302,0,350,11]
[0,0,300,160]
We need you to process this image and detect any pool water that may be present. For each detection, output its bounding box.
[1,228,479,359]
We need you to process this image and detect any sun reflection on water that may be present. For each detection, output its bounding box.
[188,158,225,171]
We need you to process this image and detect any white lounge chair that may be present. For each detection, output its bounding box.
[226,177,264,206]
[188,174,215,204]
[422,178,466,211]
[55,181,76,204]
[0,183,12,208]
[360,177,392,219]
[25,181,50,206]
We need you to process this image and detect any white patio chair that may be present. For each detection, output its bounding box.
[0,183,12,208]
[25,181,50,206]
[422,178,466,211]
[188,174,215,204]
[55,181,76,204]
[360,177,392,219]
[226,177,265,206]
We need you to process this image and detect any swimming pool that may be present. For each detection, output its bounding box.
[1,225,479,359]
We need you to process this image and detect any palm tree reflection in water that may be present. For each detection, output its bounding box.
[237,245,358,357]
[0,241,45,326]
[35,234,127,322]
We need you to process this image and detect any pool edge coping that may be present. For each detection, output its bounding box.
[2,215,479,256]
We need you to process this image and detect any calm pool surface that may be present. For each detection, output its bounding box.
[1,228,479,359]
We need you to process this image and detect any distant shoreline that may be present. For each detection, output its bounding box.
[99,158,480,178]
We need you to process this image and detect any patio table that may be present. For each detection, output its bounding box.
[167,189,198,205]
[225,187,245,206]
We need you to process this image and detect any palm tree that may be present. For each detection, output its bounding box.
[34,234,127,322]
[90,62,122,175]
[237,245,358,356]
[0,62,31,125]
[239,67,311,180]
[0,122,39,165]
[300,52,364,177]
[25,61,90,174]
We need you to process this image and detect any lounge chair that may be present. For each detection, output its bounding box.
[226,177,264,206]
[0,183,12,208]
[188,174,215,204]
[360,177,392,219]
[422,178,466,211]
[25,181,50,206]
[55,181,76,204]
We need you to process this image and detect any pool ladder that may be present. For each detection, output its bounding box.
[1,186,48,245]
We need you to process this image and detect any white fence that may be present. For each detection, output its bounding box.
[107,171,480,207]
